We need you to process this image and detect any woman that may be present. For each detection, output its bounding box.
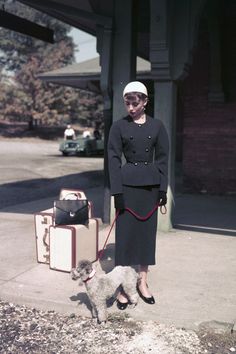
[108,81,169,309]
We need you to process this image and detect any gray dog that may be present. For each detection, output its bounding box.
[71,259,139,323]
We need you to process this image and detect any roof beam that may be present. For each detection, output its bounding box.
[0,9,54,43]
[18,0,112,27]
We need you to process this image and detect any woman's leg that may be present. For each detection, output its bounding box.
[138,265,153,297]
[116,288,129,310]
[117,291,129,303]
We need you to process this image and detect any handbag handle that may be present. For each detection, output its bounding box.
[62,193,93,218]
[63,192,84,200]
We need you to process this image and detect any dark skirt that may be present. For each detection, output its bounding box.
[115,185,159,266]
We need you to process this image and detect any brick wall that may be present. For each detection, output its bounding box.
[181,12,236,195]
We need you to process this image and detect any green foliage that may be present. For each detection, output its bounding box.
[0,0,103,129]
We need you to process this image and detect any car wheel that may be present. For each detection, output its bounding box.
[62,152,68,156]
[84,148,92,157]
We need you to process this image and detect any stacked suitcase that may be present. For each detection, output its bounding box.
[34,189,98,272]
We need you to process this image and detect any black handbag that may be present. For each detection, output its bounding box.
[53,199,89,226]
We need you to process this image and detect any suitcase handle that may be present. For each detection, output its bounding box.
[43,229,49,251]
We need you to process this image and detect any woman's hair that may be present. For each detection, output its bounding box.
[124,92,147,101]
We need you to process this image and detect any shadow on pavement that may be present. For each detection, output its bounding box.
[174,193,236,237]
[0,170,104,218]
[0,166,235,237]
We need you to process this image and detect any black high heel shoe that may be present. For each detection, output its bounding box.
[137,285,155,304]
[116,299,128,310]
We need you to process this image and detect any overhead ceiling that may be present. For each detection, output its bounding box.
[18,0,150,59]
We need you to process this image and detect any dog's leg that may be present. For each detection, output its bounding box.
[128,292,139,308]
[89,300,97,319]
[96,302,108,324]
[122,284,139,308]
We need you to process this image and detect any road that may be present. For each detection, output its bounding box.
[0,138,104,216]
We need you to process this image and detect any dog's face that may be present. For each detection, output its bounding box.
[71,259,93,282]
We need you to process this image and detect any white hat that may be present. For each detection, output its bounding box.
[123,81,148,97]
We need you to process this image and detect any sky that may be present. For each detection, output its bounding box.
[70,28,99,63]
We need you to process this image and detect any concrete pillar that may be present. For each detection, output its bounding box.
[149,0,209,229]
[150,0,176,231]
[154,81,177,231]
[97,25,113,223]
[109,0,136,221]
[112,0,136,121]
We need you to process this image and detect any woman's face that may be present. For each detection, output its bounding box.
[124,94,147,120]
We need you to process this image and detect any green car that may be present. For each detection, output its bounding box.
[59,136,104,156]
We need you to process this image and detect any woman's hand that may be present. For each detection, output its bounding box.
[158,191,167,206]
[114,194,125,210]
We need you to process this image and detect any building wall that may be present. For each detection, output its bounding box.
[181,9,236,195]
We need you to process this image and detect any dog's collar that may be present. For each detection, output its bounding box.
[83,269,96,283]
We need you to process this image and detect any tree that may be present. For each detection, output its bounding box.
[0,0,74,72]
[0,0,103,129]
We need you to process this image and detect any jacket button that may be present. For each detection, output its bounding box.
[144,161,148,165]
[145,148,149,152]
[138,124,142,127]
[133,151,136,154]
[130,136,133,140]
[134,162,138,166]
[148,135,151,139]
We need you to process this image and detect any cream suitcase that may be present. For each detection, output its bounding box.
[49,218,98,272]
[34,208,53,264]
[59,188,93,218]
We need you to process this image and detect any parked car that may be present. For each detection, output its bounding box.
[59,136,104,156]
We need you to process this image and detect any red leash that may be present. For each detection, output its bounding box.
[98,210,120,260]
[97,204,167,260]
[125,204,167,220]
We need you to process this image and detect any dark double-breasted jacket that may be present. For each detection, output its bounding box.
[108,115,169,195]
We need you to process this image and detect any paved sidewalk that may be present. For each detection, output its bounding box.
[0,190,235,330]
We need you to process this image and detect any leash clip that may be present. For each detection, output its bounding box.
[160,205,167,215]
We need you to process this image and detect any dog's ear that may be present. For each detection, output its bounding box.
[84,262,93,274]
[71,268,79,280]
[77,260,89,269]
[85,266,90,274]
[78,259,93,274]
